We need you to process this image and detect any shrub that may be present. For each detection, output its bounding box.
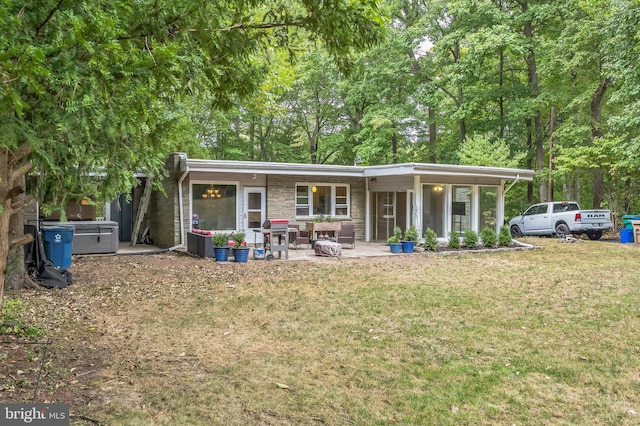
[448,230,460,249]
[463,229,478,249]
[403,225,419,242]
[388,226,403,245]
[212,232,229,247]
[423,228,438,251]
[480,227,497,248]
[232,231,246,247]
[499,225,512,246]
[387,235,401,244]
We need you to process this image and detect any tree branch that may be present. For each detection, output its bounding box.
[9,195,34,213]
[220,21,305,31]
[8,143,31,165]
[36,0,66,37]
[9,234,33,250]
[438,85,460,106]
[10,161,32,183]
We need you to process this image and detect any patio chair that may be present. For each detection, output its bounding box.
[289,224,311,249]
[337,222,355,248]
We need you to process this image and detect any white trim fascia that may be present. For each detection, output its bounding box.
[185,159,535,181]
[186,159,364,177]
[363,163,535,181]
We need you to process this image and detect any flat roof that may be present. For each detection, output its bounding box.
[183,158,535,181]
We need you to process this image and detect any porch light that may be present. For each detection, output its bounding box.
[434,185,444,192]
[312,185,317,193]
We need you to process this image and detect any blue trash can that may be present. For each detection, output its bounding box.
[620,228,634,243]
[42,225,75,269]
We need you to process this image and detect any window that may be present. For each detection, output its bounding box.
[479,187,498,232]
[295,184,350,218]
[451,186,472,234]
[192,183,237,231]
[296,186,310,216]
[525,204,547,216]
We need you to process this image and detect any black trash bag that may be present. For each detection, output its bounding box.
[37,260,72,289]
[24,224,73,289]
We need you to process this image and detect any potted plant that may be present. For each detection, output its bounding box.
[212,232,230,262]
[231,231,249,263]
[401,225,419,253]
[387,226,403,254]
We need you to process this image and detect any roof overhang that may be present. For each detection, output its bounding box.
[363,163,535,181]
[184,159,535,181]
[186,159,365,177]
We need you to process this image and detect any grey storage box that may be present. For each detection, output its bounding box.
[72,221,118,254]
[45,221,119,254]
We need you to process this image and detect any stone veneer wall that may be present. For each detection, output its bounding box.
[148,154,183,248]
[266,175,366,240]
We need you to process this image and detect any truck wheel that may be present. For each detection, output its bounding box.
[555,223,570,239]
[586,230,603,240]
[510,225,522,238]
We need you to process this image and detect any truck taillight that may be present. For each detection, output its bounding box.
[575,213,582,222]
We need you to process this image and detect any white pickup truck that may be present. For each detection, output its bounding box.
[509,201,613,240]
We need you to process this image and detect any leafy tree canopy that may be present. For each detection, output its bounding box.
[458,133,525,169]
[0,0,384,209]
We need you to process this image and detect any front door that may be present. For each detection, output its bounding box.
[244,187,266,245]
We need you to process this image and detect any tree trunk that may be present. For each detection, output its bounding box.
[7,174,38,290]
[391,133,398,164]
[1,145,37,311]
[499,49,505,139]
[429,106,437,163]
[522,1,546,202]
[525,118,534,204]
[591,78,609,208]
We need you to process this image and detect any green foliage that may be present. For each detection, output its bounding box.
[463,229,478,249]
[423,228,438,251]
[448,230,460,249]
[1,300,45,339]
[403,225,419,242]
[499,225,512,247]
[0,0,384,212]
[480,227,497,248]
[232,232,246,247]
[458,134,526,168]
[312,215,336,223]
[387,235,401,245]
[387,226,402,244]
[212,233,229,247]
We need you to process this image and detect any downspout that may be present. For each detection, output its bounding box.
[176,154,189,250]
[503,173,521,196]
[365,177,370,242]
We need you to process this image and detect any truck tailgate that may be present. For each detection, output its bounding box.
[579,210,611,225]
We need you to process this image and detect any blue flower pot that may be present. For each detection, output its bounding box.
[401,241,415,253]
[233,247,250,263]
[390,243,402,254]
[214,246,230,262]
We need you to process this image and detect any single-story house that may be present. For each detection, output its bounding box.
[119,153,535,249]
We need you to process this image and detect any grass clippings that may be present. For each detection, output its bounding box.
[2,237,640,425]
